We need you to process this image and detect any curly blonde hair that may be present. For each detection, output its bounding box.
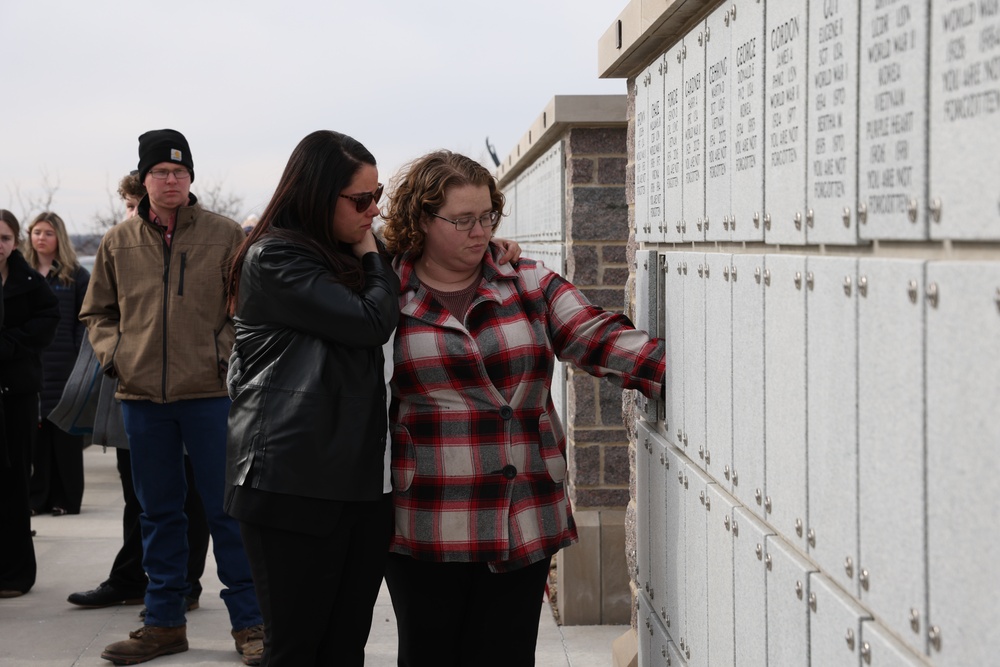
[382,150,505,256]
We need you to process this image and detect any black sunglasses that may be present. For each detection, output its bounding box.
[339,183,384,212]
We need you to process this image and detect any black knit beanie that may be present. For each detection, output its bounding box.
[137,129,195,182]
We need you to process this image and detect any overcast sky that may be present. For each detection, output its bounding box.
[1,0,626,235]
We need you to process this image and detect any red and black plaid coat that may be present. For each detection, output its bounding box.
[389,245,666,572]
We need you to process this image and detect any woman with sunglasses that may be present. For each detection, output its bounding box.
[225,130,401,666]
[381,151,666,666]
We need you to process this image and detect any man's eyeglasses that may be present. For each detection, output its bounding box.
[148,168,191,181]
[428,210,501,232]
[339,183,384,212]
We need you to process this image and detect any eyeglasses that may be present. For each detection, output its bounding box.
[148,168,191,181]
[428,210,501,232]
[339,183,384,212]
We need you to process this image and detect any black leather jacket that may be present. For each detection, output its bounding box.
[226,238,399,502]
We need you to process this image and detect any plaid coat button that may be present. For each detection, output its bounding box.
[499,405,513,420]
[502,465,517,479]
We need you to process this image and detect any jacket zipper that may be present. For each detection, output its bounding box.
[160,236,171,402]
[178,251,187,296]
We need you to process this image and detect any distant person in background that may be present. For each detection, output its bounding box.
[240,214,259,235]
[67,171,210,620]
[81,130,263,665]
[0,281,4,569]
[0,209,59,598]
[0,281,7,586]
[119,170,145,219]
[24,211,90,516]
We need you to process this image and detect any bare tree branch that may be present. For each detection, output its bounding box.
[5,170,61,224]
[196,181,245,221]
[91,183,125,232]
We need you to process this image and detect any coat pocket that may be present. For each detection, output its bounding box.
[538,412,567,483]
[214,324,234,381]
[391,423,416,492]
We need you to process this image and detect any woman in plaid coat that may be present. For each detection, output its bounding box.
[381,151,666,666]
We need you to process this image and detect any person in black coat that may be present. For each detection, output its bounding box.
[225,131,399,666]
[0,279,7,592]
[24,211,90,515]
[0,209,59,597]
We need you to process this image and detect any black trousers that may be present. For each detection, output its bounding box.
[0,392,38,593]
[384,553,552,667]
[104,447,210,597]
[239,494,393,667]
[29,418,85,514]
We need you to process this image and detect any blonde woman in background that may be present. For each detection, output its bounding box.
[23,212,90,516]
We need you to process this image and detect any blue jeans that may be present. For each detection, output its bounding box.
[122,397,261,630]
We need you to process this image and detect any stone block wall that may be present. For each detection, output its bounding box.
[602,1,1000,666]
[563,126,633,513]
[558,125,638,625]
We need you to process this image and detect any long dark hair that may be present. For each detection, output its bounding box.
[227,130,376,315]
[0,209,21,240]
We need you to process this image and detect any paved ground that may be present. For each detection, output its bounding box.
[0,446,626,666]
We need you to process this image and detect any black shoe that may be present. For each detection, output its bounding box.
[139,596,200,619]
[67,582,145,608]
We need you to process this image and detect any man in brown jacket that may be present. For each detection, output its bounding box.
[80,129,263,666]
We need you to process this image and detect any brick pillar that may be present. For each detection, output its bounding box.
[565,126,631,511]
[559,125,633,625]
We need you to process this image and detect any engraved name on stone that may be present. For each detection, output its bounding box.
[708,56,729,182]
[939,0,1000,123]
[684,65,704,187]
[650,78,664,224]
[735,35,761,175]
[769,15,803,170]
[863,0,922,223]
[812,0,851,202]
[931,0,1000,238]
[636,73,649,236]
[665,54,683,201]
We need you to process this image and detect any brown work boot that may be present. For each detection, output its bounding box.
[231,624,264,666]
[100,625,188,665]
